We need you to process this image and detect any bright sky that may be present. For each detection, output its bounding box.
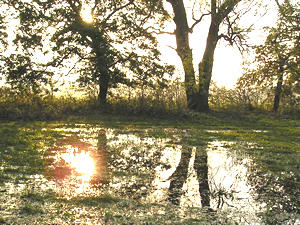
[158,28,244,88]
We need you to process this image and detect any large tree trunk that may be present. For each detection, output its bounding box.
[167,0,241,112]
[197,24,219,112]
[74,20,111,106]
[97,72,109,106]
[273,73,284,112]
[167,0,199,110]
[196,0,241,112]
[94,41,110,106]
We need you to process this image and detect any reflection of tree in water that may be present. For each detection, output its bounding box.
[107,134,163,173]
[102,131,164,199]
[248,165,300,224]
[168,145,210,208]
[168,147,192,205]
[194,148,210,207]
[97,129,107,151]
[95,129,108,183]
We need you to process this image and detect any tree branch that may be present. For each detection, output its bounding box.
[108,52,135,68]
[217,0,241,23]
[103,0,134,25]
[64,58,82,78]
[190,13,210,32]
[92,0,100,14]
[150,28,175,35]
[218,14,253,53]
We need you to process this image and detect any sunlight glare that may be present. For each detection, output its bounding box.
[73,151,95,175]
[61,148,95,179]
[80,5,93,23]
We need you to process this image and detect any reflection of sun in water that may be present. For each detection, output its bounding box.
[61,147,95,182]
[80,5,94,23]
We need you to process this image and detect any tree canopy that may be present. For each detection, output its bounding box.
[238,0,300,112]
[1,0,173,104]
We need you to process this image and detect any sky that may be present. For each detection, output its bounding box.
[158,27,244,88]
[0,0,279,89]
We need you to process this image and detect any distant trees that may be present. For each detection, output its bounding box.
[1,0,173,105]
[165,0,255,112]
[238,0,299,112]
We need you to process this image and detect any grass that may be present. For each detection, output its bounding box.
[0,122,59,179]
[20,203,44,215]
[71,194,122,206]
[0,217,5,224]
[0,111,299,224]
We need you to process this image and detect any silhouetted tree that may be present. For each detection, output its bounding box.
[1,0,173,105]
[165,0,257,111]
[238,0,299,112]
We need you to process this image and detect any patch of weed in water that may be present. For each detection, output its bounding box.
[0,172,10,185]
[20,202,44,215]
[20,189,54,203]
[112,170,151,180]
[71,194,121,207]
[0,217,5,225]
[0,122,60,177]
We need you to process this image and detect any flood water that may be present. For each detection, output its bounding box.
[1,124,300,224]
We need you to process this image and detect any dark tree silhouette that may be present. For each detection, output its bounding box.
[1,0,173,105]
[165,0,255,111]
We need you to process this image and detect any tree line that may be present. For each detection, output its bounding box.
[0,0,299,114]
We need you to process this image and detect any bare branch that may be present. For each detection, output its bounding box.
[190,13,210,33]
[166,45,176,51]
[218,14,253,53]
[66,0,81,15]
[151,29,175,35]
[65,58,82,77]
[92,0,100,14]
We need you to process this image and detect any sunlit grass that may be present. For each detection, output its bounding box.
[20,203,44,215]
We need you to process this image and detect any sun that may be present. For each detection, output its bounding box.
[80,5,94,24]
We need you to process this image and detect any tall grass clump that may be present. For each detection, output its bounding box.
[0,81,188,120]
[209,83,273,112]
[1,81,298,120]
[0,87,97,120]
[107,81,187,116]
[209,82,300,116]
